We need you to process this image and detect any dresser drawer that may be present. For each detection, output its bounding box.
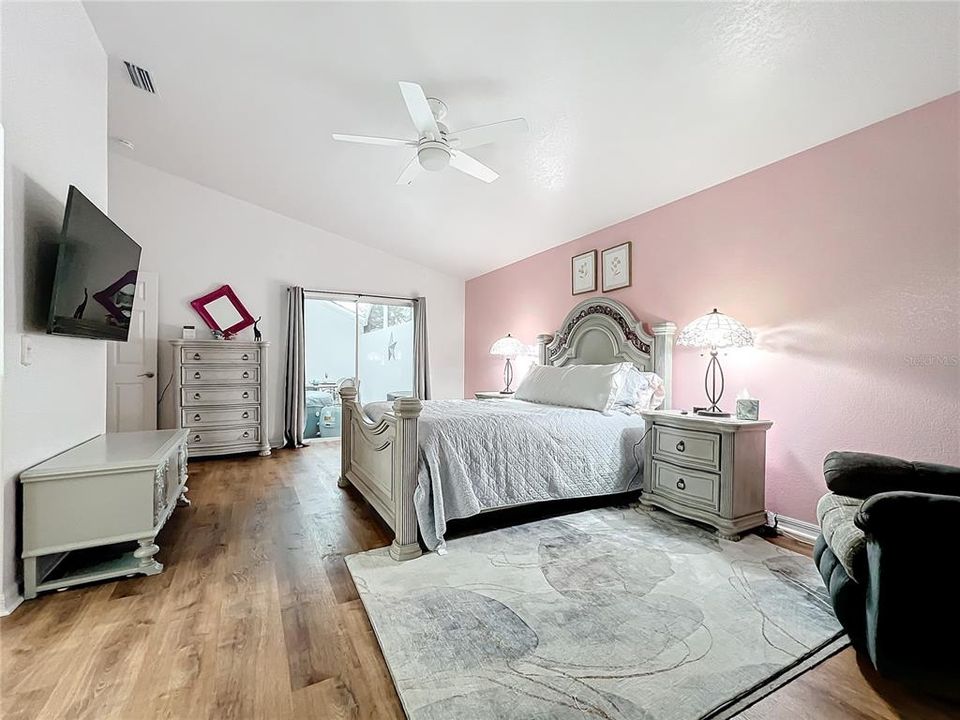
[181,387,260,407]
[181,347,260,365]
[653,425,721,471]
[652,460,720,512]
[187,426,259,449]
[181,366,260,385]
[182,406,259,428]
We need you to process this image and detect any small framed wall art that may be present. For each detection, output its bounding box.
[601,241,632,292]
[571,249,597,295]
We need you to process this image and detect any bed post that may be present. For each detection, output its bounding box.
[536,334,553,366]
[652,322,677,410]
[391,396,423,561]
[338,386,356,488]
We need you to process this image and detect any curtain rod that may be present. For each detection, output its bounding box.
[296,288,418,302]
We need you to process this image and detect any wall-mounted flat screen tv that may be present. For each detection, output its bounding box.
[47,186,142,341]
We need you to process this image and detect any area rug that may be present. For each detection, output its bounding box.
[346,506,847,720]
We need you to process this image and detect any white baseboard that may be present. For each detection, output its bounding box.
[766,511,819,545]
[1,582,23,617]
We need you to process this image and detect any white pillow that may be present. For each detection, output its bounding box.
[613,366,666,411]
[514,363,629,412]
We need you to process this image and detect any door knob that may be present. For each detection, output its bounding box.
[138,371,156,378]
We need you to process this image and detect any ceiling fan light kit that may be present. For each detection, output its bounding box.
[417,142,450,171]
[333,81,527,185]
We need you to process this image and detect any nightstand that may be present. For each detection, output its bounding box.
[475,391,512,400]
[639,410,773,540]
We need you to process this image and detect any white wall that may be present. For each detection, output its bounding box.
[108,155,465,446]
[0,2,108,613]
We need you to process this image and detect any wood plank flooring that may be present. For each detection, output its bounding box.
[1,442,955,719]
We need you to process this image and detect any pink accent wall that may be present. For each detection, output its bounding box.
[465,94,960,523]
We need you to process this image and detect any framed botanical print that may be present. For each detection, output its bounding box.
[571,249,597,295]
[601,241,632,292]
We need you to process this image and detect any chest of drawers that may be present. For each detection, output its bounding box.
[639,410,772,540]
[171,340,271,458]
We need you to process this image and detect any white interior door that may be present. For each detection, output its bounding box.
[106,271,158,432]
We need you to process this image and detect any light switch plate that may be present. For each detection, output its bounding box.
[20,335,34,366]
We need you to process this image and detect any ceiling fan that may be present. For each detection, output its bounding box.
[332,81,528,185]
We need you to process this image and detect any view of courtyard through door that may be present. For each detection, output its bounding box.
[303,294,415,440]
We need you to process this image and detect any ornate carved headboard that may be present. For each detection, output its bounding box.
[536,297,677,409]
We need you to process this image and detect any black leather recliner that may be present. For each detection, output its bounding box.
[814,451,960,699]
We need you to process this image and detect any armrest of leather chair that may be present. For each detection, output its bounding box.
[855,490,960,540]
[824,451,960,499]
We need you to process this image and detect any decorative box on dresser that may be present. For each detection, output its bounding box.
[171,340,271,458]
[640,410,773,540]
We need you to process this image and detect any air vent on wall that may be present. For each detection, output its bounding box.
[123,61,156,94]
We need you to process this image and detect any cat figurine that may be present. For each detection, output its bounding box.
[253,316,262,342]
[73,288,88,319]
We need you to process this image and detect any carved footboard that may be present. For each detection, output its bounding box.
[338,386,423,561]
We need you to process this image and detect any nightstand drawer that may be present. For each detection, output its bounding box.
[653,425,721,471]
[652,460,720,512]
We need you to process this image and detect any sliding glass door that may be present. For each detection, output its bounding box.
[303,293,415,439]
[357,299,415,402]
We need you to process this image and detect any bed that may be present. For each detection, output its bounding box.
[338,297,677,560]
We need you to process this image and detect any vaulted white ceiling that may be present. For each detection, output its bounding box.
[85,2,959,279]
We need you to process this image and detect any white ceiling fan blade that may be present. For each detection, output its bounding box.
[451,118,528,149]
[449,151,499,183]
[332,133,416,147]
[398,81,440,140]
[395,155,423,185]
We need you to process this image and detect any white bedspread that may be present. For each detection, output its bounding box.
[363,398,646,552]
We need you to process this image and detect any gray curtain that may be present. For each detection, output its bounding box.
[283,286,306,447]
[414,297,431,400]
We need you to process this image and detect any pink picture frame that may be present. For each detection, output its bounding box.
[189,284,255,338]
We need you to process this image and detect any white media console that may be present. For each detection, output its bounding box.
[20,429,190,600]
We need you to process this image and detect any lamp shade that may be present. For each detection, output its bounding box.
[489,333,526,357]
[676,309,753,350]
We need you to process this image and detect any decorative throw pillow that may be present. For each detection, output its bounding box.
[613,366,666,411]
[514,362,630,413]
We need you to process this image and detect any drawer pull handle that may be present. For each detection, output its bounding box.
[193,353,201,360]
[194,371,201,379]
[242,371,250,379]
[242,411,249,419]
[193,393,201,400]
[242,391,250,399]
[676,478,686,490]
[193,414,201,422]
[676,440,685,453]
[242,431,250,438]
[193,434,202,442]
[242,353,250,361]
